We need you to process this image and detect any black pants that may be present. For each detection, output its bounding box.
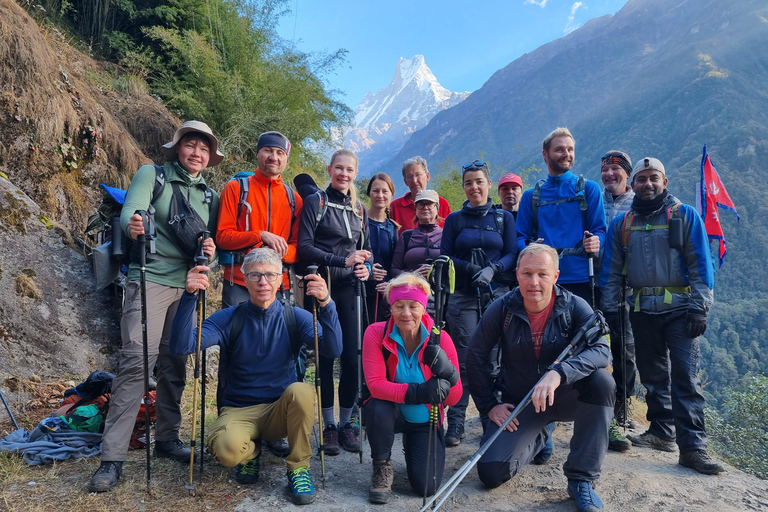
[319,283,360,409]
[366,398,445,496]
[630,310,707,451]
[477,369,614,488]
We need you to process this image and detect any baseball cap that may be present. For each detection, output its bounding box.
[498,173,523,189]
[632,157,666,176]
[414,190,439,204]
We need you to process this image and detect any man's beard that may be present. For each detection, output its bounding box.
[550,159,572,175]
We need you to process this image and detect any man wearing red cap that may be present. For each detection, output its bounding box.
[497,173,524,220]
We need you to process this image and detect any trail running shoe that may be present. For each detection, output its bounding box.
[568,479,603,512]
[608,420,631,452]
[339,422,361,452]
[627,430,676,452]
[322,424,341,456]
[679,449,725,475]
[235,455,260,485]
[288,466,315,505]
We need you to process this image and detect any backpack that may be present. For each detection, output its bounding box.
[87,165,213,290]
[314,190,366,236]
[219,172,297,265]
[218,299,306,411]
[450,207,516,285]
[530,174,588,249]
[129,391,157,449]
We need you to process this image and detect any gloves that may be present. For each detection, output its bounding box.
[472,265,496,287]
[686,310,707,338]
[467,263,482,277]
[422,344,460,386]
[404,377,452,405]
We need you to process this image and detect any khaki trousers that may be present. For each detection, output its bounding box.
[101,280,186,461]
[208,382,315,472]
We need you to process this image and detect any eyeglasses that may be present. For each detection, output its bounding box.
[415,202,437,210]
[245,271,280,283]
[462,160,487,171]
[404,171,426,182]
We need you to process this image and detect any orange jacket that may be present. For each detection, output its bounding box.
[216,171,303,287]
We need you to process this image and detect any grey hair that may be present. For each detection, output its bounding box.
[241,247,283,274]
[542,127,574,151]
[517,244,560,272]
[402,156,428,177]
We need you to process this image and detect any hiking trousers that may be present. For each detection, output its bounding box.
[630,310,708,451]
[101,280,186,461]
[477,369,614,488]
[366,398,445,496]
[319,282,359,411]
[207,382,314,472]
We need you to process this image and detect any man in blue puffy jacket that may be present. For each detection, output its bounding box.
[516,128,606,305]
[169,248,343,504]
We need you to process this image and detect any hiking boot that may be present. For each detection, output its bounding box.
[532,422,555,465]
[679,449,725,475]
[265,437,291,458]
[235,455,260,485]
[322,424,341,456]
[445,423,465,447]
[88,461,122,492]
[567,479,603,512]
[287,466,315,505]
[154,438,192,463]
[627,430,676,452]
[614,400,638,429]
[369,459,394,504]
[608,420,631,452]
[339,422,361,452]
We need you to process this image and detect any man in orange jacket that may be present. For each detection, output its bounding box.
[217,131,302,307]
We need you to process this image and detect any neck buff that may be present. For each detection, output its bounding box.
[461,198,493,216]
[388,285,428,309]
[631,189,669,217]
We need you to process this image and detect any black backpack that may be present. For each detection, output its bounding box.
[530,174,587,243]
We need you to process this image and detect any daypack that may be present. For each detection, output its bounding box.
[450,207,516,285]
[218,298,306,411]
[62,404,104,433]
[129,391,157,449]
[219,171,297,266]
[87,165,213,290]
[314,190,366,237]
[530,174,588,248]
[619,203,682,251]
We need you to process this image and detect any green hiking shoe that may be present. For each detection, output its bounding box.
[627,430,676,452]
[235,455,260,485]
[608,420,631,452]
[287,466,315,505]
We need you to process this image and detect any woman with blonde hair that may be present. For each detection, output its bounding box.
[362,272,462,504]
[298,148,372,455]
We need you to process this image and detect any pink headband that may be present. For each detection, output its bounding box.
[389,285,428,309]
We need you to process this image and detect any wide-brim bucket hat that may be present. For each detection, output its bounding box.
[161,120,225,167]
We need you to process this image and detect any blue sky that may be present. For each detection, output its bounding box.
[277,0,628,110]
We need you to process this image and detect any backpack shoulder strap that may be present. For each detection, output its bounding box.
[494,208,505,235]
[402,229,414,253]
[577,174,588,230]
[531,180,544,240]
[149,165,167,214]
[281,299,301,358]
[228,303,247,351]
[314,190,328,225]
[452,211,467,239]
[283,183,296,223]
[235,175,251,231]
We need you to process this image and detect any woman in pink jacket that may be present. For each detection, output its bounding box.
[362,273,462,504]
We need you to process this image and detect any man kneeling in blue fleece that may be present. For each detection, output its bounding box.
[170,248,342,505]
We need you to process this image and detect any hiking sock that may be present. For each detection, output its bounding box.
[322,407,336,428]
[339,407,354,427]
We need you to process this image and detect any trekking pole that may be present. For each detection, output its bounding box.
[186,231,210,492]
[355,269,365,464]
[306,265,326,488]
[585,231,596,311]
[0,389,19,430]
[619,274,628,432]
[423,257,444,506]
[136,210,153,494]
[420,311,608,512]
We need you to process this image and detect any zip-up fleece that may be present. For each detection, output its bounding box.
[363,314,463,422]
[391,223,444,278]
[600,193,714,315]
[467,285,609,414]
[298,186,373,286]
[120,161,219,288]
[169,292,342,408]
[216,171,303,287]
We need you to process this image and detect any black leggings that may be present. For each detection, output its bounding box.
[319,283,360,409]
[366,398,445,496]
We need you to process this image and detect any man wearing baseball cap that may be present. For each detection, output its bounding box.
[215,130,303,457]
[90,120,221,492]
[601,157,724,475]
[598,151,638,451]
[497,173,523,220]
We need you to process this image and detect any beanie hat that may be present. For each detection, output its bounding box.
[257,131,291,156]
[601,150,632,176]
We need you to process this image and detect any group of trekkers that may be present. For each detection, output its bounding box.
[87,120,723,512]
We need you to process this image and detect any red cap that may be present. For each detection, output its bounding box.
[498,173,523,189]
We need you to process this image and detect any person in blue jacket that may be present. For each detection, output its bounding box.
[169,248,343,505]
[516,127,606,305]
[440,160,517,446]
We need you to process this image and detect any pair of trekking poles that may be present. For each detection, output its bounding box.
[135,211,209,494]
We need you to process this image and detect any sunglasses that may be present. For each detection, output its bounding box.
[462,160,487,171]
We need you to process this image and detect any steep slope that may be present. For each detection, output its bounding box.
[343,55,468,175]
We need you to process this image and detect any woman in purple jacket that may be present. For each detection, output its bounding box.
[390,189,443,280]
